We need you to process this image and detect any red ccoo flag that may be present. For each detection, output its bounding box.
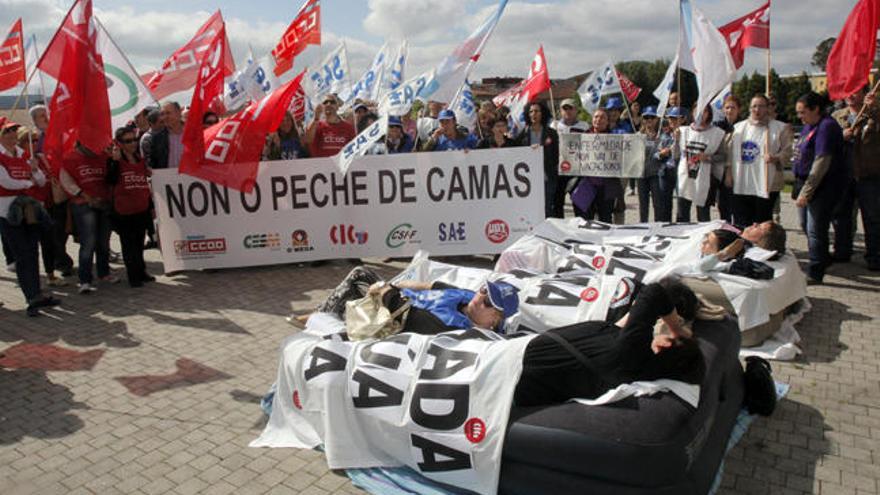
[492,45,551,108]
[616,71,642,101]
[39,0,111,169]
[272,0,321,77]
[827,0,880,100]
[143,11,236,100]
[719,1,771,69]
[0,18,26,92]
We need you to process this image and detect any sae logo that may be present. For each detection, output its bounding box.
[438,222,467,243]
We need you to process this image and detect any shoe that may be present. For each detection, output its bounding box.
[26,305,39,317]
[99,274,120,284]
[33,296,61,308]
[78,283,97,294]
[109,250,121,263]
[47,276,68,287]
[144,240,159,250]
[60,268,74,277]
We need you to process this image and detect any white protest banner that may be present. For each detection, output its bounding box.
[558,133,646,178]
[336,115,388,174]
[152,147,543,271]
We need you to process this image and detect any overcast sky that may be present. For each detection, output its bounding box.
[0,0,859,97]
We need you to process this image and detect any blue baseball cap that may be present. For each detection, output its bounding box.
[666,106,686,118]
[486,281,520,319]
[642,106,658,117]
[388,116,403,127]
[438,109,457,120]
[604,97,624,110]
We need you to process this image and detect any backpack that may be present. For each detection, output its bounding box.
[743,356,777,416]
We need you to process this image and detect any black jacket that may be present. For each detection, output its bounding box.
[148,128,169,169]
[515,125,560,178]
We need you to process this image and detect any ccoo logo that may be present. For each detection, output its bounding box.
[330,224,368,245]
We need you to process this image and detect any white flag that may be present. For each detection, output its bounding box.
[307,43,351,103]
[710,83,733,123]
[653,55,678,119]
[679,0,737,122]
[576,61,622,113]
[428,0,508,103]
[378,69,437,117]
[225,50,256,111]
[343,42,390,107]
[452,80,477,130]
[383,40,408,96]
[336,115,388,175]
[22,35,47,98]
[95,17,158,132]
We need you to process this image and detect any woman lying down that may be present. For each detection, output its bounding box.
[288,267,718,408]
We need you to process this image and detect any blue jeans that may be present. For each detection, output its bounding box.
[0,218,43,303]
[71,203,111,284]
[798,189,837,281]
[637,175,660,223]
[857,178,880,268]
[655,167,677,223]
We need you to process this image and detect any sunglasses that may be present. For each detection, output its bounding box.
[323,100,337,106]
[119,138,138,144]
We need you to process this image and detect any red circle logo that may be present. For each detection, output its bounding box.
[464,417,487,444]
[293,390,302,410]
[592,256,606,269]
[560,161,571,173]
[580,288,599,302]
[485,220,510,244]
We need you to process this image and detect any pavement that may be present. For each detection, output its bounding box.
[1,194,878,495]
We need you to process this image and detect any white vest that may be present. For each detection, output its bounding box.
[730,119,787,198]
[677,126,725,207]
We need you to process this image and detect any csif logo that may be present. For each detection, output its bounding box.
[484,219,510,244]
[386,223,419,248]
[330,224,368,245]
[243,233,281,250]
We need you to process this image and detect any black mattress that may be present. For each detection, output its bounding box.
[500,317,744,495]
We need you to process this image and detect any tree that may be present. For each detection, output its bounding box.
[812,38,836,71]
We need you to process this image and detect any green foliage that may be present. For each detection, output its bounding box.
[812,38,836,70]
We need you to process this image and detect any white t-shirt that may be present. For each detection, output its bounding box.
[730,119,787,199]
[551,119,590,134]
[677,126,725,206]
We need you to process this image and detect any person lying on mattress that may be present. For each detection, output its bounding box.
[514,278,707,407]
[696,228,776,280]
[289,266,520,334]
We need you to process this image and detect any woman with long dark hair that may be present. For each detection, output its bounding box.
[516,101,561,218]
[264,112,309,161]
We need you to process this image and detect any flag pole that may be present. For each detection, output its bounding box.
[342,40,357,128]
[766,49,771,96]
[676,0,682,99]
[548,84,558,121]
[8,66,41,122]
[33,35,48,105]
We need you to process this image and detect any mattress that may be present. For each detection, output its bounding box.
[500,317,743,494]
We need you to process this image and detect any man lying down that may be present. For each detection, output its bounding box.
[293,266,710,406]
[256,269,721,492]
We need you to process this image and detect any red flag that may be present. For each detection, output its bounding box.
[181,27,307,192]
[272,0,321,77]
[0,19,26,92]
[492,45,551,107]
[143,11,236,100]
[616,71,642,101]
[39,0,111,170]
[289,85,308,121]
[827,0,880,100]
[719,1,771,69]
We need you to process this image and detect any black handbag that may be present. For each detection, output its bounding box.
[743,356,777,416]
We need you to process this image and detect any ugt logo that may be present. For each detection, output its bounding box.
[330,224,368,245]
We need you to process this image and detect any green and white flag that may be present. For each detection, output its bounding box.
[96,17,157,132]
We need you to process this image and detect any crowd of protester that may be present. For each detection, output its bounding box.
[0,84,876,316]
